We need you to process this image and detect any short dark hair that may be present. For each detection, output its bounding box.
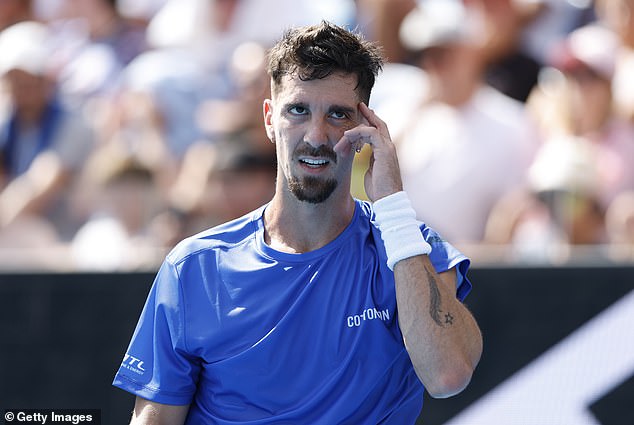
[266,21,384,103]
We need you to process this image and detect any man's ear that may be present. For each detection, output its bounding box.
[263,99,275,142]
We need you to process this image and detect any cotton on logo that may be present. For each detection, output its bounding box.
[122,354,146,374]
[347,307,390,328]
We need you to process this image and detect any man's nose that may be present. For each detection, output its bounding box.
[304,118,329,147]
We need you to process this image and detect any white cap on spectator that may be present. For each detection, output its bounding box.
[399,0,481,52]
[0,21,51,76]
[529,136,599,196]
[551,24,619,80]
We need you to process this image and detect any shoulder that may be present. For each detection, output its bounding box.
[356,198,374,217]
[355,199,379,231]
[166,207,264,266]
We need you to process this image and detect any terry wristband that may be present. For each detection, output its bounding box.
[373,191,432,270]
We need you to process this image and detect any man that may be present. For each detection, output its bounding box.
[113,21,482,424]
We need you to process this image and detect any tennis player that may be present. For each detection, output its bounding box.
[113,21,482,424]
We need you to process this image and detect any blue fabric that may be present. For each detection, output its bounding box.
[113,199,472,424]
[0,100,62,177]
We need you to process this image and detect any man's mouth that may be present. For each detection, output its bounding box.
[296,144,337,168]
[299,157,330,168]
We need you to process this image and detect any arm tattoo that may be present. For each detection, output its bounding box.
[424,265,454,327]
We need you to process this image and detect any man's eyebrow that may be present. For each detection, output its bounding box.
[328,104,356,115]
[281,102,356,116]
[283,101,308,110]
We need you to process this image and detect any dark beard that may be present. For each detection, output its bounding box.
[288,143,338,203]
[289,175,337,204]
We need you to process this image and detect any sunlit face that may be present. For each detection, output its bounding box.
[264,72,361,204]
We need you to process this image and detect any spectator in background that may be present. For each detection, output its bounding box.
[595,0,634,123]
[0,21,95,242]
[69,50,199,258]
[70,156,165,270]
[139,0,351,151]
[519,0,597,65]
[486,24,634,256]
[46,0,148,106]
[527,24,634,208]
[62,0,147,65]
[583,7,634,252]
[354,0,416,64]
[485,137,607,260]
[194,40,273,156]
[467,0,597,103]
[90,57,187,175]
[146,0,350,76]
[596,0,634,252]
[87,0,351,192]
[464,0,545,102]
[112,47,221,163]
[166,138,277,238]
[393,0,537,245]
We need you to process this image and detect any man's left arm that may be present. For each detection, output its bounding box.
[336,102,483,398]
[393,257,482,398]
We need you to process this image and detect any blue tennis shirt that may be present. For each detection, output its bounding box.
[113,199,471,424]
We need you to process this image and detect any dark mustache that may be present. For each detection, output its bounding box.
[296,144,338,163]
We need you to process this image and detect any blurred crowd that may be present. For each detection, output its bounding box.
[0,0,633,270]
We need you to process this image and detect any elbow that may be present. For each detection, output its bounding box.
[426,330,484,398]
[424,360,476,399]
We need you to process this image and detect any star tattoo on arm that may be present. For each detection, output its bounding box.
[425,265,455,328]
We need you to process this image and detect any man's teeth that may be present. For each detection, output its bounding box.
[301,158,328,166]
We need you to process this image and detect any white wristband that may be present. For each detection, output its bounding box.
[373,191,432,270]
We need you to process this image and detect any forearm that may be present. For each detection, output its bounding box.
[346,105,483,396]
[393,255,482,398]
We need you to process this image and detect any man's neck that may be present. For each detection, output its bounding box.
[263,190,356,254]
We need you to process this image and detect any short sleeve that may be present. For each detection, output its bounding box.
[422,224,472,302]
[112,260,200,405]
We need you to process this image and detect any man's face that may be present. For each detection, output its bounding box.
[264,72,361,204]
